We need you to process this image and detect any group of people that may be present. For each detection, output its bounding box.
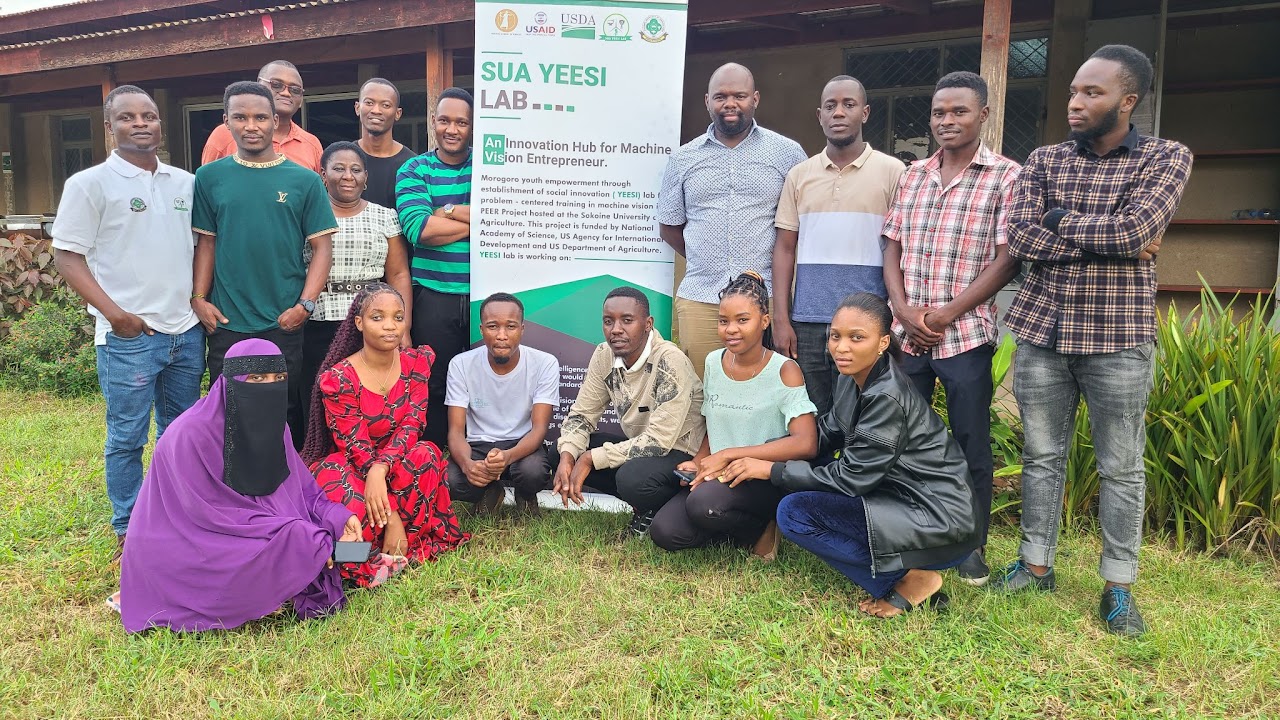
[52,41,1190,638]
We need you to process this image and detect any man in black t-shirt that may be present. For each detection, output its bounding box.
[356,78,416,211]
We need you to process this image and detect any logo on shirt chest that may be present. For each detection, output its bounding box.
[129,197,147,213]
[173,197,189,212]
[277,192,289,204]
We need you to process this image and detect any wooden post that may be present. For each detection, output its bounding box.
[979,0,1011,154]
[100,64,117,154]
[1044,0,1090,144]
[425,26,450,151]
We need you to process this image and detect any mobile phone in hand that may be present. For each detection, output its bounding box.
[673,469,696,485]
[333,541,372,564]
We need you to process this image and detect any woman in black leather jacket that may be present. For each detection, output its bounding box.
[725,293,979,617]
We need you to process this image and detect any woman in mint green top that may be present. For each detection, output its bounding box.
[649,272,818,559]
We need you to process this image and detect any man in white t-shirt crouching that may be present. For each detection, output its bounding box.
[445,293,560,516]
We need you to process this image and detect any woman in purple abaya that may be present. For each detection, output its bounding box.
[114,339,362,633]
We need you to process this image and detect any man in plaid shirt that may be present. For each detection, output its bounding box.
[989,46,1193,638]
[882,71,1021,587]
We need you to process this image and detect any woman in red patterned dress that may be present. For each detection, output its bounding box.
[301,283,467,587]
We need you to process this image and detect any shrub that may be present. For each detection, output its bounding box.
[0,232,63,340]
[0,288,98,396]
[1006,286,1280,552]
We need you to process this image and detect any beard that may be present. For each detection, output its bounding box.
[1068,102,1122,144]
[491,353,512,365]
[713,113,750,137]
[827,133,858,148]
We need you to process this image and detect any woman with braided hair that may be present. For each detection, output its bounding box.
[301,284,467,587]
[648,271,818,560]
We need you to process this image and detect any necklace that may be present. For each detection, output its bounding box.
[728,345,769,382]
[231,154,286,169]
[357,350,400,395]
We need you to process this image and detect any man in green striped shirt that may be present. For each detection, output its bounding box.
[395,87,474,447]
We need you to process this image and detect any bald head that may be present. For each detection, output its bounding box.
[708,63,756,94]
[705,63,760,140]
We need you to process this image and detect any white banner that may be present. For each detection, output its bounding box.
[471,0,688,429]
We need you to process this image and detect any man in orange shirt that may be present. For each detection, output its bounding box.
[200,60,323,172]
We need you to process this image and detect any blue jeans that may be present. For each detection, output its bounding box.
[1012,341,1154,584]
[96,325,205,535]
[777,492,965,599]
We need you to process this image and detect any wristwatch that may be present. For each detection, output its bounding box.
[299,298,316,313]
[442,203,456,218]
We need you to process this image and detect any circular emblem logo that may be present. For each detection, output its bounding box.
[641,15,668,43]
[534,11,547,24]
[495,9,518,32]
[129,197,147,213]
[602,13,630,41]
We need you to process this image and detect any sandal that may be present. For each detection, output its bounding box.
[365,553,410,588]
[750,520,780,562]
[879,588,949,615]
[104,591,121,614]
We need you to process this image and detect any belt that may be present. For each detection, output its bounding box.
[325,280,382,294]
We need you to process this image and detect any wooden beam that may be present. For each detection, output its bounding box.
[1043,0,1089,144]
[101,65,117,153]
[881,0,930,14]
[0,0,474,77]
[978,0,1011,154]
[689,0,1052,55]
[425,25,445,152]
[745,15,807,33]
[689,0,885,25]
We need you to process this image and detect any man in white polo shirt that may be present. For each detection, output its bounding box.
[445,293,560,517]
[53,85,203,559]
[772,75,905,414]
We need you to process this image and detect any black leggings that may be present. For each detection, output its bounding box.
[650,479,782,551]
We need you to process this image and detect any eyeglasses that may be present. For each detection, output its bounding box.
[259,78,305,96]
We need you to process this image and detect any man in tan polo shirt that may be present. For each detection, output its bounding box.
[772,75,904,413]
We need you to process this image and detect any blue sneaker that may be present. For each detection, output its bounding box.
[1100,586,1147,637]
[988,559,1056,593]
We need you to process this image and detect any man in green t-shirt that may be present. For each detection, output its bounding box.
[191,81,336,447]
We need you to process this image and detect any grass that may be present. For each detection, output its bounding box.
[1,391,1279,719]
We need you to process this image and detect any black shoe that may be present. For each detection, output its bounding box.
[988,559,1056,593]
[956,549,990,586]
[475,483,505,516]
[514,494,542,517]
[618,509,656,540]
[1100,586,1147,637]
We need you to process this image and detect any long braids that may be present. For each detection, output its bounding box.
[300,282,404,465]
[719,270,774,350]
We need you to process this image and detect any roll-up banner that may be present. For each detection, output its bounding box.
[471,1,689,432]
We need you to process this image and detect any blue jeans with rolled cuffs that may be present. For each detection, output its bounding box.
[96,325,205,535]
[1012,340,1155,584]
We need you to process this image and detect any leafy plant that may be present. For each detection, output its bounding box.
[0,287,97,396]
[0,232,63,340]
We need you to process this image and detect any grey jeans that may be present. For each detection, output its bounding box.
[1012,340,1155,584]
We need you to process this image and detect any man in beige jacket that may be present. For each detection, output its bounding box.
[555,287,706,537]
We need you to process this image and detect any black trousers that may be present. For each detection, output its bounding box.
[650,479,782,551]
[900,343,995,546]
[410,285,470,449]
[206,325,306,449]
[573,433,692,513]
[299,319,341,436]
[446,439,552,501]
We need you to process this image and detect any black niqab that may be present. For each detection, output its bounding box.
[222,354,290,496]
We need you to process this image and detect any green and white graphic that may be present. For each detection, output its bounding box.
[472,0,688,429]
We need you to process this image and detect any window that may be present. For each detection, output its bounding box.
[55,116,95,197]
[846,36,1049,163]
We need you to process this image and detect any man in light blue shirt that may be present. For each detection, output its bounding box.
[657,63,806,379]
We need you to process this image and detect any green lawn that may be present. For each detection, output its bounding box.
[1,390,1278,719]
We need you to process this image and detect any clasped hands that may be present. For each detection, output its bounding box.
[677,450,772,490]
[464,447,508,489]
